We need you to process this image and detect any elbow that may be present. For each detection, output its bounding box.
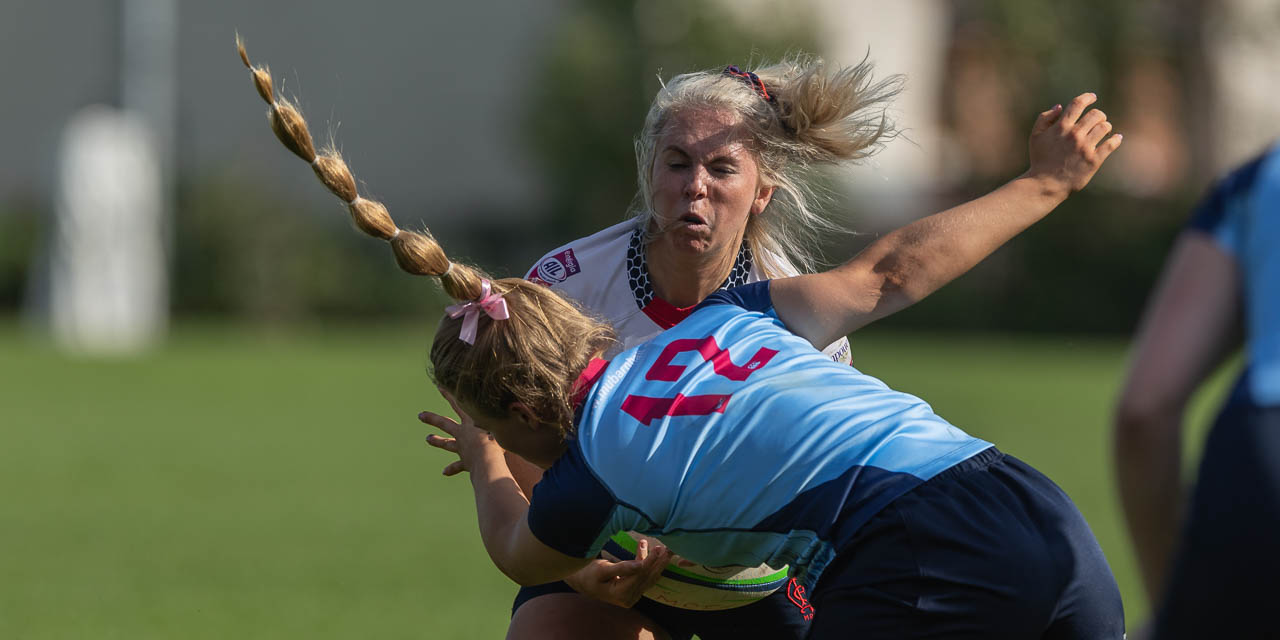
[866,267,917,315]
[487,543,571,587]
[872,252,935,310]
[490,554,538,586]
[487,547,538,586]
[1112,393,1182,454]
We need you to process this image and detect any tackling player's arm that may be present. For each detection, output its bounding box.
[469,453,593,586]
[420,401,591,586]
[773,93,1122,349]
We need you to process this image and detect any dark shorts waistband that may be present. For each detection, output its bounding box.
[923,446,1003,486]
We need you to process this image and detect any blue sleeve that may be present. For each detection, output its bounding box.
[1187,148,1272,255]
[527,441,620,558]
[696,280,774,313]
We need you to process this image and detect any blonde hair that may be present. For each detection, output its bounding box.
[237,36,613,433]
[633,54,905,276]
[430,280,614,433]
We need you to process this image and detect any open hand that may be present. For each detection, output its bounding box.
[1025,92,1123,197]
[420,388,503,476]
[564,538,673,608]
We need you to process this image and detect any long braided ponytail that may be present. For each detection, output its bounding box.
[236,34,485,302]
[236,35,613,432]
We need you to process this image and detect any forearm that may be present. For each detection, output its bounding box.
[1114,409,1185,602]
[468,448,537,582]
[774,95,1119,347]
[772,176,1068,347]
[844,174,1065,321]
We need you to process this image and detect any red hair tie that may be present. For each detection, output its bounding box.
[723,65,775,103]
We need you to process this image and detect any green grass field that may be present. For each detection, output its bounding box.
[0,322,1234,638]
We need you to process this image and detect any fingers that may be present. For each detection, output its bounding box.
[603,540,671,579]
[653,544,672,564]
[426,430,466,475]
[418,410,459,437]
[643,544,672,571]
[421,395,481,478]
[426,433,459,454]
[633,541,672,575]
[635,544,670,591]
[1031,103,1063,135]
[1057,94,1121,156]
[1073,102,1121,161]
[1085,116,1113,146]
[1095,132,1124,164]
[1076,107,1107,136]
[1060,92,1097,127]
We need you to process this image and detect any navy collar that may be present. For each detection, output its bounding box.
[626,225,753,315]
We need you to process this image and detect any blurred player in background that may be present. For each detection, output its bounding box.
[1114,143,1280,638]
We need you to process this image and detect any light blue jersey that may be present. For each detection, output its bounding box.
[1189,145,1280,407]
[528,281,992,590]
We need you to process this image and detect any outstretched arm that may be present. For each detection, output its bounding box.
[774,93,1122,349]
[420,393,591,586]
[1113,231,1241,601]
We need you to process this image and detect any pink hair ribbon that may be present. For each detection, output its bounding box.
[445,279,509,345]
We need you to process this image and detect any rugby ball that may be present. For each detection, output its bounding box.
[601,531,790,611]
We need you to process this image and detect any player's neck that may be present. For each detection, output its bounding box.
[646,239,739,308]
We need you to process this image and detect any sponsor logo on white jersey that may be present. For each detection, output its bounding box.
[828,338,852,365]
[528,248,582,286]
[538,258,568,283]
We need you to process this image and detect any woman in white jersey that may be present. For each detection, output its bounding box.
[238,40,1121,640]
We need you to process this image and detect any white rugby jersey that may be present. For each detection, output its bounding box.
[527,219,853,363]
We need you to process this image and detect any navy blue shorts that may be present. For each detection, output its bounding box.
[512,578,810,640]
[807,448,1125,639]
[1152,403,1280,638]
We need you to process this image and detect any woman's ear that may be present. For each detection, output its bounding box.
[752,184,776,215]
[506,402,543,431]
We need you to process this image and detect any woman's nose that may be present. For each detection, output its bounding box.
[684,166,708,199]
